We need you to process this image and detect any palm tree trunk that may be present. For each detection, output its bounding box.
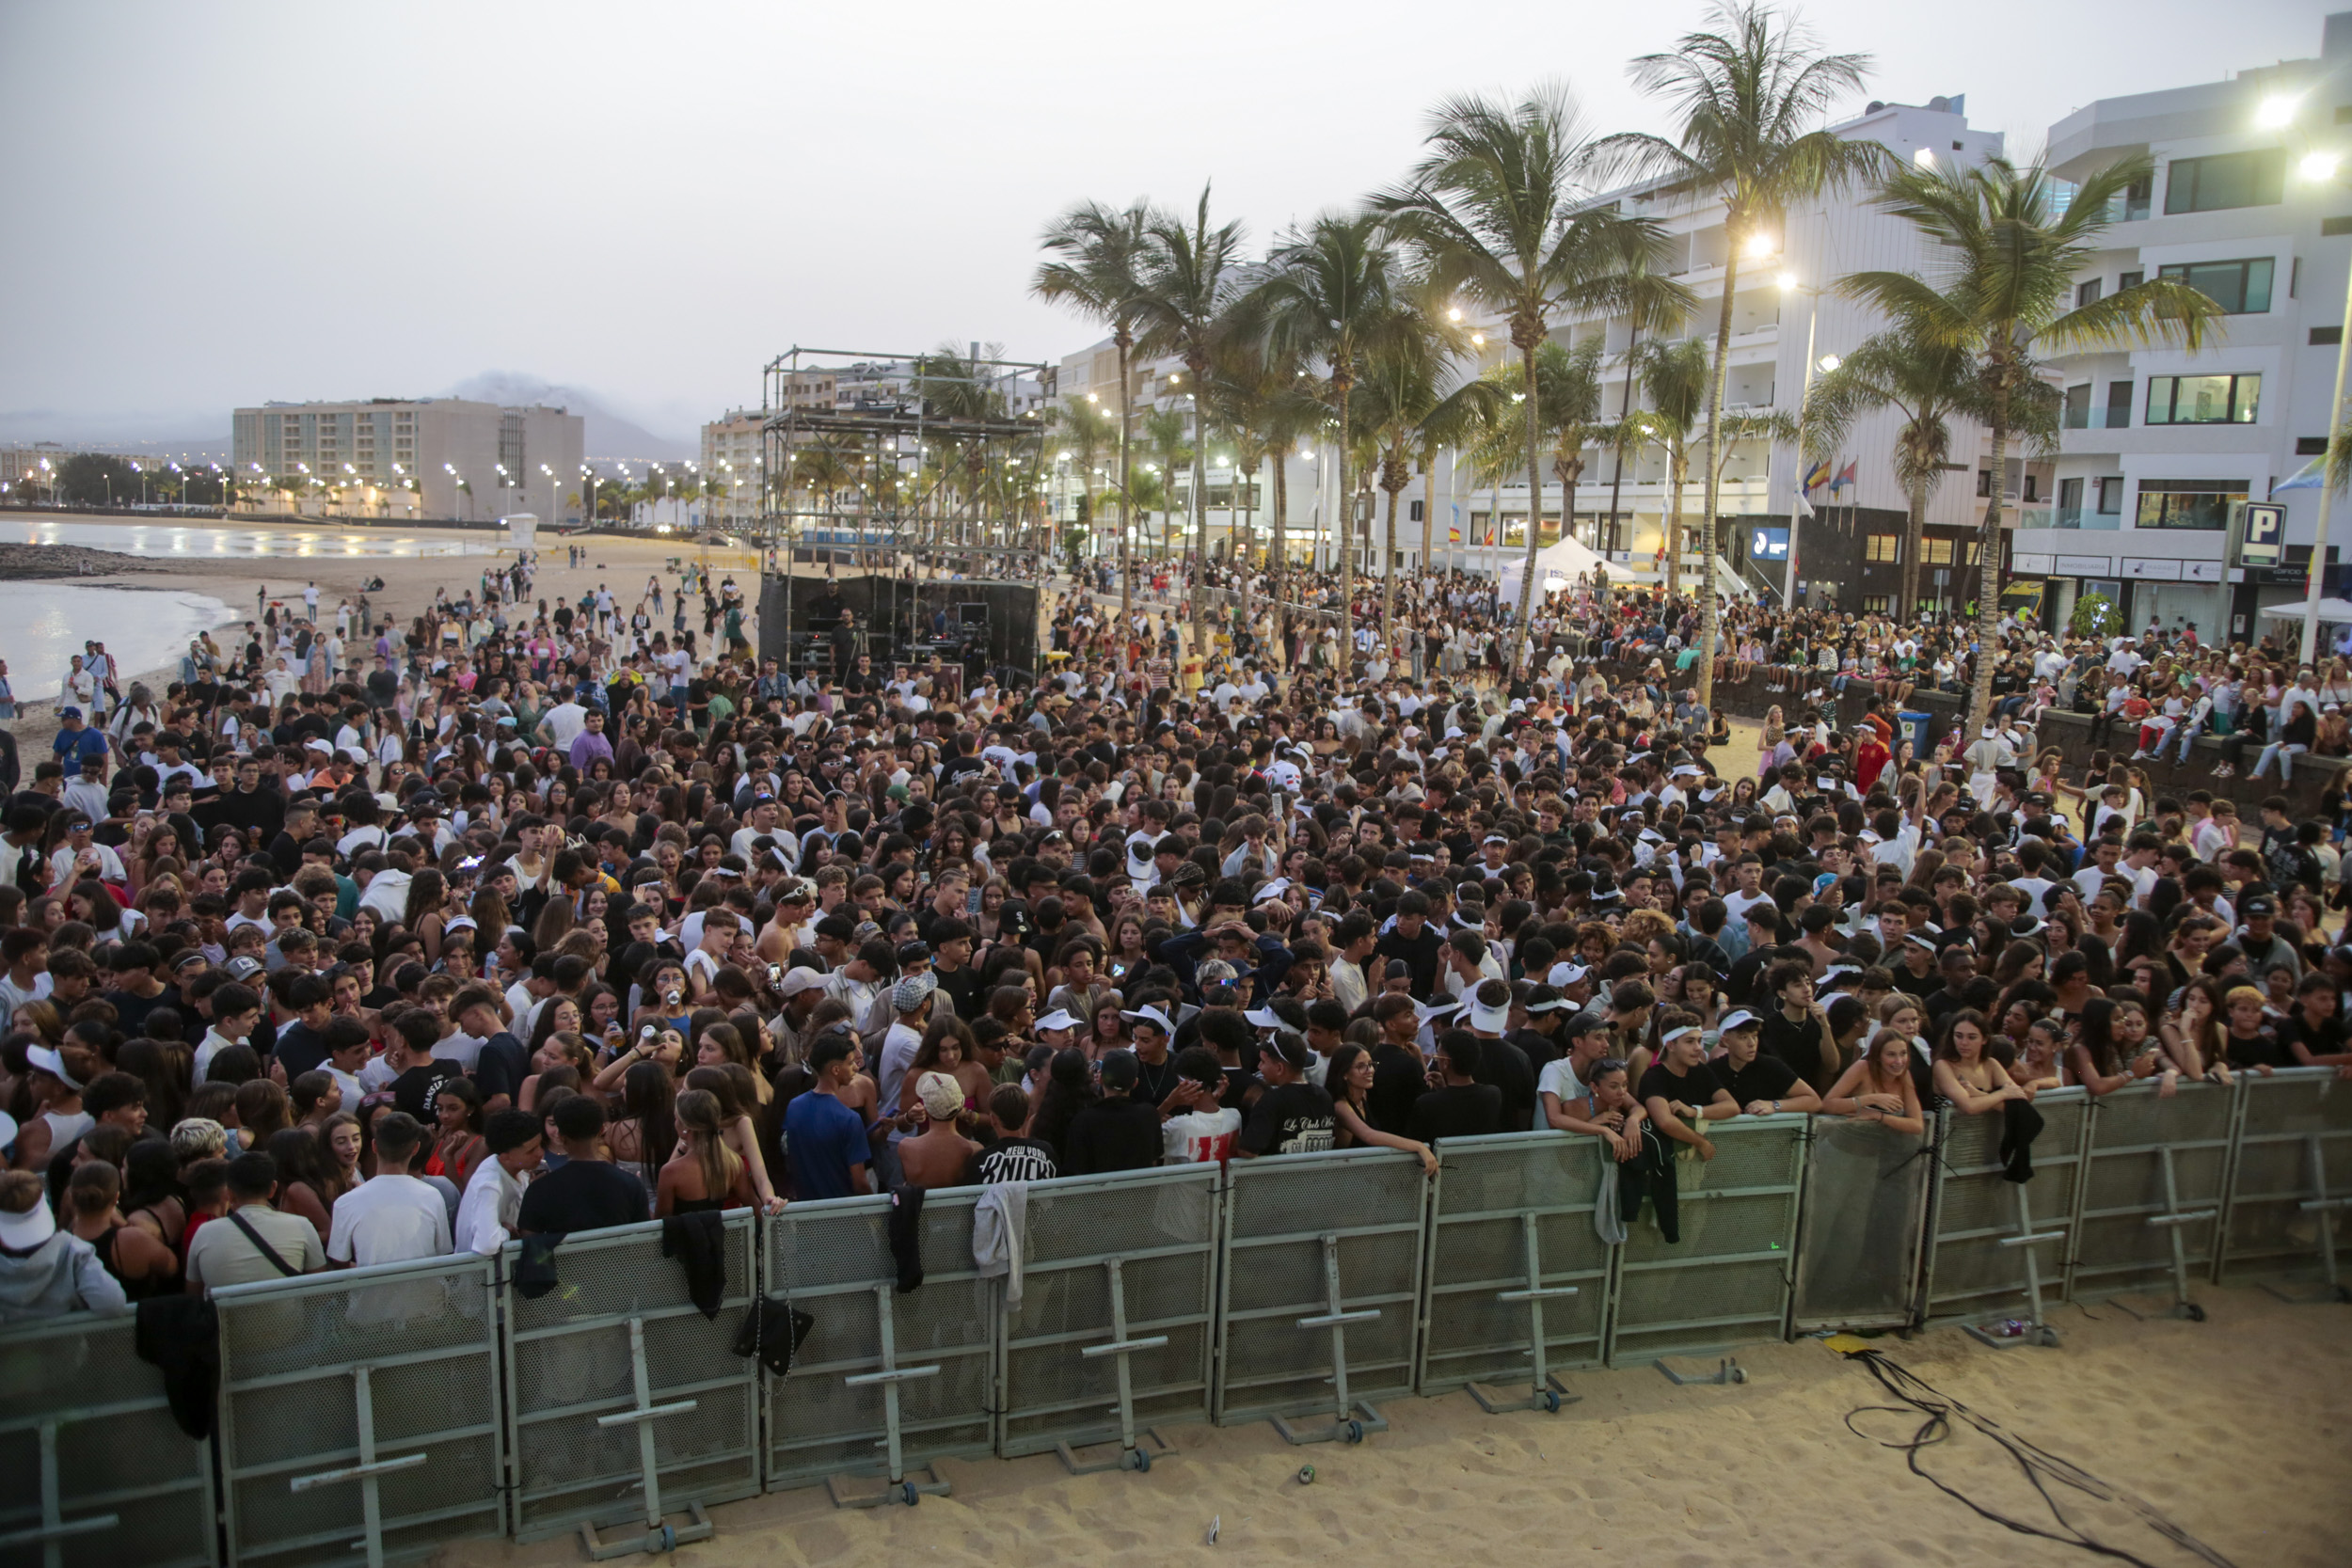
[1381,475,1400,651]
[1116,335,1134,648]
[1512,338,1545,678]
[1901,473,1926,621]
[1665,446,1688,601]
[1969,380,2010,734]
[1694,245,1742,710]
[1190,356,1210,645]
[1336,383,1354,674]
[1606,321,1645,564]
[1272,452,1289,665]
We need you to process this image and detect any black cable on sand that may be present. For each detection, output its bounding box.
[1836,1345,2237,1568]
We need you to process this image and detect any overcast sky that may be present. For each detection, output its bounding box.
[0,0,2331,446]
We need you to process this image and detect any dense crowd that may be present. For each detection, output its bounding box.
[4,548,2348,1334]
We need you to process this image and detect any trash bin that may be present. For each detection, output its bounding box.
[1897,710,1933,756]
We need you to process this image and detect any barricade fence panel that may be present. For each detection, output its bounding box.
[2069,1080,2233,1304]
[215,1253,503,1568]
[2217,1067,2352,1287]
[762,1188,995,1492]
[997,1164,1219,1459]
[1792,1117,1935,1333]
[1604,1117,1806,1367]
[0,1309,214,1568]
[1921,1088,2091,1324]
[1215,1148,1427,1428]
[1417,1133,1611,1397]
[502,1213,759,1541]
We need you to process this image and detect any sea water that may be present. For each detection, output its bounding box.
[3,518,500,559]
[0,582,239,696]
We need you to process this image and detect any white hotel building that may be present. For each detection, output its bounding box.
[2015,9,2352,641]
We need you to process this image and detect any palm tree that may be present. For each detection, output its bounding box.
[1843,152,2221,728]
[1243,211,1410,665]
[1036,201,1153,624]
[1598,260,1697,561]
[1132,187,1246,641]
[1138,407,1193,557]
[1597,1,1884,705]
[1051,397,1117,558]
[1464,337,1607,605]
[791,439,861,537]
[1798,326,1988,618]
[1356,308,1497,647]
[1599,338,1710,597]
[1209,345,1322,657]
[1377,86,1670,677]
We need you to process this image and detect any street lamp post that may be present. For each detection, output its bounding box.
[2299,149,2351,665]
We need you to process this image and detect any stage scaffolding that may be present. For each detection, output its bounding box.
[757,343,1057,681]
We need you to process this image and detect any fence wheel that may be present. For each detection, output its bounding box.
[902,1481,920,1507]
[1343,1419,1365,1445]
[1539,1389,1563,1413]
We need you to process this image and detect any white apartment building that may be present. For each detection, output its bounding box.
[230,398,583,525]
[2018,9,2352,641]
[700,408,766,525]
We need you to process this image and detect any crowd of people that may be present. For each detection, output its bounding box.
[3,543,2347,1342]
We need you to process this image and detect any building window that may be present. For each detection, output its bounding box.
[2119,269,2144,290]
[2075,277,2104,309]
[2314,325,2344,346]
[2145,373,2259,424]
[2136,480,2246,531]
[1861,595,1891,613]
[1865,533,1901,562]
[2157,257,2274,314]
[1921,537,1958,564]
[2058,477,2084,516]
[2096,477,2123,515]
[2106,381,2134,428]
[1976,468,1993,497]
[2164,149,2285,214]
[2023,474,2040,502]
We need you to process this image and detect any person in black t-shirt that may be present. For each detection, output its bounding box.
[963,1085,1060,1182]
[1709,1009,1820,1118]
[1236,1035,1334,1157]
[1406,1030,1503,1143]
[1375,892,1445,1001]
[1365,995,1430,1135]
[1459,978,1539,1132]
[384,1011,458,1123]
[454,990,531,1113]
[1637,1015,1734,1160]
[1756,959,1845,1093]
[2277,973,2352,1068]
[518,1096,651,1235]
[1059,1052,1164,1175]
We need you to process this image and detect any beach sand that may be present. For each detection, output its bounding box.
[0,516,760,752]
[440,1283,2349,1568]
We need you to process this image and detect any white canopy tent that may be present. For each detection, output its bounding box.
[1493,535,1609,617]
[2257,596,2352,622]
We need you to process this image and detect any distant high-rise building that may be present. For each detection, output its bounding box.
[230,397,584,524]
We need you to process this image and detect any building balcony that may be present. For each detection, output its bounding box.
[2061,406,2127,430]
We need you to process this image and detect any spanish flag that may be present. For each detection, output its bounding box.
[1803,459,1832,493]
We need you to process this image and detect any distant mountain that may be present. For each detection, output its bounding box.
[443,372,697,462]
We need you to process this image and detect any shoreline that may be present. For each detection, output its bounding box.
[0,515,758,755]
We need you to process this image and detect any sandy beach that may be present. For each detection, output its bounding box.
[0,515,760,753]
[437,1283,2349,1568]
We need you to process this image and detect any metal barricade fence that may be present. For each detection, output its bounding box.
[1919,1088,2091,1332]
[0,1310,213,1568]
[762,1188,995,1499]
[1215,1148,1426,1440]
[1415,1132,1610,1408]
[501,1215,759,1548]
[215,1253,503,1568]
[1604,1117,1806,1368]
[2069,1079,2233,1313]
[1791,1117,1935,1334]
[2217,1068,2352,1294]
[996,1164,1220,1469]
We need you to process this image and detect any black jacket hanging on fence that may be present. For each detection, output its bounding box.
[135,1294,218,1441]
[734,1295,816,1377]
[516,1233,564,1299]
[1617,1120,1680,1244]
[1998,1096,2045,1183]
[888,1185,925,1293]
[661,1211,727,1319]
